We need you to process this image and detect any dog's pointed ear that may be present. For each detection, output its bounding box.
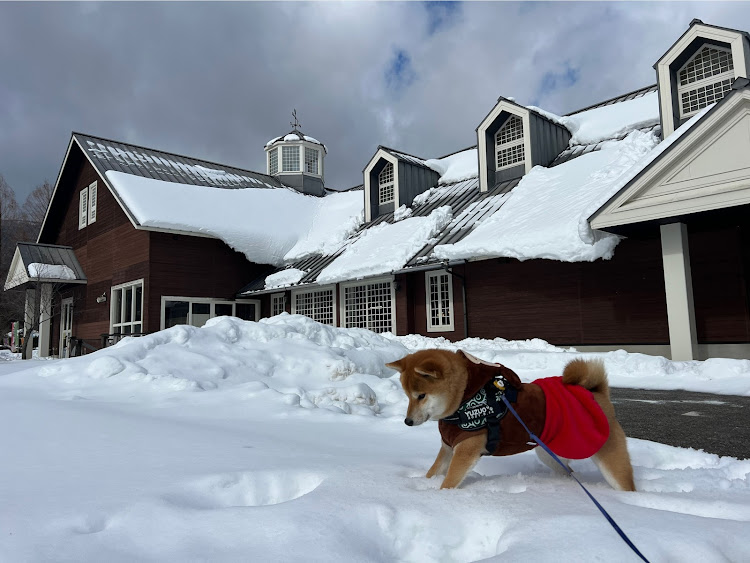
[414,358,444,379]
[414,367,440,379]
[385,359,405,372]
[456,349,475,363]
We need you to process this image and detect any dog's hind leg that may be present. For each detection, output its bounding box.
[440,434,486,489]
[426,441,453,479]
[592,419,636,492]
[535,446,571,476]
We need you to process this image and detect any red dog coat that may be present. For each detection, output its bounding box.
[533,376,609,459]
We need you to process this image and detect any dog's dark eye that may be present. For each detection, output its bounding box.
[418,393,426,401]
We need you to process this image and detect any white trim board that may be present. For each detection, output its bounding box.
[591,88,750,229]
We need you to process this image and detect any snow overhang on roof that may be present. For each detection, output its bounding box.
[4,243,87,290]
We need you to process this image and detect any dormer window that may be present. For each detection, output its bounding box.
[282,145,300,172]
[379,162,395,204]
[305,147,319,175]
[678,45,734,118]
[495,115,525,170]
[268,148,278,175]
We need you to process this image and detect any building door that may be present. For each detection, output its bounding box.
[60,298,73,358]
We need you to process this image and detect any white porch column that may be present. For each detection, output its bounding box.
[660,222,698,361]
[24,288,36,334]
[38,283,52,358]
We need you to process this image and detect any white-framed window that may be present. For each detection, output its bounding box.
[340,277,395,334]
[268,147,278,175]
[495,115,525,170]
[160,296,260,330]
[282,145,300,172]
[291,286,336,326]
[78,187,89,229]
[304,147,319,175]
[271,293,286,316]
[677,45,734,118]
[111,279,144,335]
[88,181,97,224]
[379,162,394,205]
[425,271,454,332]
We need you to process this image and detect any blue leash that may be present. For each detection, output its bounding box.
[500,395,651,563]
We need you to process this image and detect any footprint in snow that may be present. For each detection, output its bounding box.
[162,470,325,509]
[70,513,109,534]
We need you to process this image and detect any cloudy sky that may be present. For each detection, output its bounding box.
[2,1,750,202]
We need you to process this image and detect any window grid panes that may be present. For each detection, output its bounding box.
[679,46,733,86]
[680,78,733,117]
[112,281,144,335]
[343,281,393,333]
[427,272,453,330]
[379,163,394,204]
[304,147,319,174]
[163,298,258,329]
[677,45,735,118]
[495,116,525,170]
[294,289,334,325]
[235,303,257,321]
[269,148,278,175]
[282,145,300,172]
[272,294,286,316]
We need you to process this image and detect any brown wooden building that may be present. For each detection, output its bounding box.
[7,19,750,362]
[243,20,750,362]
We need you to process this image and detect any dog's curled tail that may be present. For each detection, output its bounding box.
[562,358,609,396]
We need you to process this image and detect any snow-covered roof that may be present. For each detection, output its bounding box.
[265,129,327,153]
[77,132,281,190]
[105,171,362,266]
[59,133,362,267]
[245,83,716,292]
[4,243,87,290]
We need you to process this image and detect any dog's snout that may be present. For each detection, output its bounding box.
[404,418,414,426]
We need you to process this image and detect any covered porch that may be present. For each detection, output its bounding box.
[3,242,87,358]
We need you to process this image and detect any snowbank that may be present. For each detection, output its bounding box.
[1,316,750,562]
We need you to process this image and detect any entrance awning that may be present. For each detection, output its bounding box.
[4,242,87,290]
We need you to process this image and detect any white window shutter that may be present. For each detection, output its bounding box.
[88,181,97,224]
[79,187,88,229]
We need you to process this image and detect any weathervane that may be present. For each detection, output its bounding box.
[290,109,302,131]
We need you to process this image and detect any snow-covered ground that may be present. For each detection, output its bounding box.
[1,314,749,562]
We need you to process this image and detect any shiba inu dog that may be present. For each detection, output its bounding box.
[387,349,635,491]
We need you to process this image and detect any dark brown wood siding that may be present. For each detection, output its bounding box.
[690,223,750,343]
[148,232,272,329]
[396,226,750,346]
[43,147,150,344]
[397,236,670,345]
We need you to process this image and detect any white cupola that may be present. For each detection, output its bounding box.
[265,110,327,196]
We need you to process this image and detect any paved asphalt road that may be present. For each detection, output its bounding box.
[610,388,750,459]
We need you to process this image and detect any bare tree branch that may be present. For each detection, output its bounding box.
[21,180,53,226]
